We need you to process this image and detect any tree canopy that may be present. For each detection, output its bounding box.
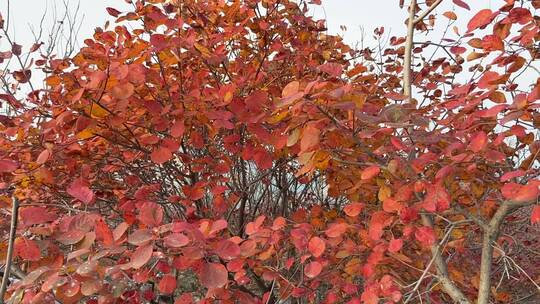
[0,0,539,303]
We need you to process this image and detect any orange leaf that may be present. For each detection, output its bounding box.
[111,82,134,99]
[304,261,322,279]
[467,9,493,32]
[151,146,172,164]
[415,227,436,247]
[382,198,403,213]
[131,244,153,269]
[481,35,504,52]
[388,238,403,253]
[158,274,176,295]
[501,183,539,203]
[216,240,241,260]
[343,202,364,217]
[200,262,228,289]
[300,124,320,153]
[531,206,540,224]
[308,237,325,258]
[443,11,457,20]
[138,201,163,227]
[128,229,154,246]
[67,178,94,204]
[163,233,190,248]
[361,166,380,180]
[95,218,114,246]
[14,237,41,261]
[468,131,488,152]
[324,223,348,238]
[282,81,299,98]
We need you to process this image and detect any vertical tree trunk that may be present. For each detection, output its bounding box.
[403,0,416,101]
[0,197,19,303]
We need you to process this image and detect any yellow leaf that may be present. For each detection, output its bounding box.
[467,52,486,62]
[378,185,392,201]
[287,129,301,147]
[76,128,95,140]
[85,103,109,118]
[194,43,211,58]
[223,91,233,104]
[45,75,62,86]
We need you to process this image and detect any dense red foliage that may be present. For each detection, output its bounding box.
[1,0,539,303]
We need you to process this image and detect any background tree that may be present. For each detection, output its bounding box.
[0,0,539,303]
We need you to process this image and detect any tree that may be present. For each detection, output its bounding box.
[0,0,539,303]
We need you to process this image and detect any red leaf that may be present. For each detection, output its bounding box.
[170,120,185,138]
[138,201,163,227]
[151,146,172,164]
[450,46,466,55]
[501,183,540,203]
[343,202,364,217]
[95,218,114,246]
[216,240,241,260]
[481,35,504,52]
[200,262,228,289]
[388,238,403,253]
[467,9,493,32]
[468,131,488,152]
[131,244,153,269]
[67,178,94,204]
[0,159,18,172]
[13,70,31,83]
[20,207,56,226]
[415,227,436,247]
[531,206,540,224]
[15,238,41,261]
[308,237,325,258]
[509,8,532,24]
[423,184,451,212]
[500,170,525,182]
[361,166,380,180]
[164,233,190,248]
[324,223,348,238]
[175,294,194,304]
[453,0,470,10]
[151,34,168,52]
[368,211,392,241]
[158,274,176,295]
[106,7,121,17]
[318,62,343,77]
[253,148,273,169]
[304,261,322,278]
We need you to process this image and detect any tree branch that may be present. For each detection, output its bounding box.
[413,0,443,24]
[0,197,19,302]
[476,200,535,304]
[421,214,471,304]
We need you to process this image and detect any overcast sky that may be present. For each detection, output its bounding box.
[3,0,496,53]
